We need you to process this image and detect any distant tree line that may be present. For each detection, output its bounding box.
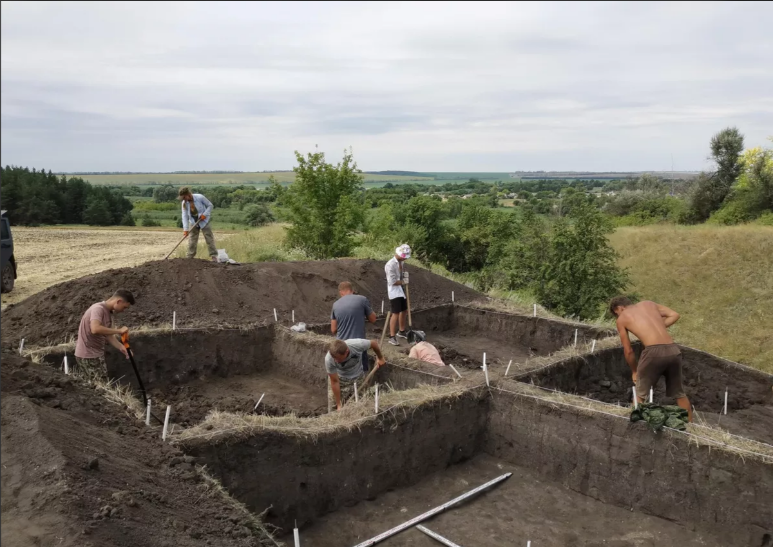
[1,166,134,226]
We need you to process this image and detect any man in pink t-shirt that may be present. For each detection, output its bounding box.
[409,341,445,367]
[74,289,135,382]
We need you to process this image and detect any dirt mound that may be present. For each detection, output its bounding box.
[2,258,482,347]
[0,350,276,547]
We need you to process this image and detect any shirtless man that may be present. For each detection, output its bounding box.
[609,296,692,422]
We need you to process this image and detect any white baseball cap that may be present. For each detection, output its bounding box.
[395,244,412,259]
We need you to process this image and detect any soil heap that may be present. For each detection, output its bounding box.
[2,258,482,347]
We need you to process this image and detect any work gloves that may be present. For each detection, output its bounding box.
[184,231,189,237]
[199,214,206,220]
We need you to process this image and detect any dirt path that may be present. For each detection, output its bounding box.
[297,454,725,546]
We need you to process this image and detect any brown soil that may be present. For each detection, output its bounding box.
[298,454,726,547]
[1,258,481,348]
[0,350,276,547]
[153,371,328,427]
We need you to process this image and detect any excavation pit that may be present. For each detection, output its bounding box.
[178,380,773,547]
[520,343,773,444]
[312,304,614,370]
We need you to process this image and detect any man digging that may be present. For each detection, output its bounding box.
[331,281,377,372]
[74,289,135,383]
[385,244,411,346]
[325,339,386,411]
[179,186,218,261]
[610,296,692,422]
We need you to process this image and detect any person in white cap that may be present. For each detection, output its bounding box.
[385,244,411,345]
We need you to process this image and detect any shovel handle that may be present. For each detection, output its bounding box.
[164,217,202,260]
[405,284,412,327]
[121,332,129,348]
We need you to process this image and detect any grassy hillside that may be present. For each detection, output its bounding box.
[609,225,773,372]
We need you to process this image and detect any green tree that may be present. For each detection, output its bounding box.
[83,196,113,226]
[536,202,629,320]
[283,149,365,258]
[153,185,178,203]
[120,212,136,226]
[243,203,275,226]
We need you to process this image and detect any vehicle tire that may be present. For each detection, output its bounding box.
[1,263,14,293]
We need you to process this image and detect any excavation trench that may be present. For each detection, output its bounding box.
[519,343,773,444]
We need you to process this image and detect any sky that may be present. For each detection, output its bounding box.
[1,1,772,173]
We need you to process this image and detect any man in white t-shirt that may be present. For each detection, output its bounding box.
[385,244,411,346]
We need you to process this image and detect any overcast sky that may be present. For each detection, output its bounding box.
[2,1,771,173]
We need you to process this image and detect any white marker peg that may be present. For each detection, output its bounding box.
[19,338,24,355]
[173,311,176,330]
[354,381,359,402]
[574,329,578,347]
[254,393,265,411]
[293,520,301,547]
[724,388,728,415]
[452,290,455,302]
[505,359,512,377]
[591,339,596,353]
[527,542,531,547]
[146,398,152,425]
[63,355,70,375]
[273,308,278,322]
[483,363,490,387]
[632,387,638,409]
[292,309,295,323]
[375,384,380,413]
[533,304,536,317]
[649,387,653,403]
[381,300,384,315]
[162,405,172,441]
[483,352,486,368]
[448,364,463,379]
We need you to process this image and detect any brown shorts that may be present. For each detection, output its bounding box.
[636,343,686,400]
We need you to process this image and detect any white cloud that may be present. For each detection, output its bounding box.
[2,0,771,172]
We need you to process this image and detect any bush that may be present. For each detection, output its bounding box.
[141,215,161,227]
[283,150,365,259]
[755,212,773,226]
[153,185,178,203]
[120,212,136,226]
[243,203,274,227]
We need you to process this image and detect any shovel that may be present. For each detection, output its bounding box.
[404,284,422,343]
[164,217,202,260]
[121,333,163,424]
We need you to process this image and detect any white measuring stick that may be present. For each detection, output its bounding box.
[533,304,536,317]
[292,310,295,323]
[162,405,172,441]
[724,388,728,415]
[354,382,359,402]
[293,521,301,547]
[352,473,511,547]
[591,339,596,353]
[146,398,151,425]
[505,360,512,377]
[254,393,265,411]
[416,525,463,547]
[63,355,69,375]
[448,364,463,379]
[173,311,176,330]
[632,387,638,409]
[649,387,653,403]
[274,308,278,322]
[375,384,379,413]
[19,338,24,355]
[574,329,578,347]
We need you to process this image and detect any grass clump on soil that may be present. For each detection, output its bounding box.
[175,382,481,444]
[609,224,773,372]
[176,223,308,262]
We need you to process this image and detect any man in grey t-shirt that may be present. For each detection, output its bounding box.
[325,338,386,411]
[331,281,377,371]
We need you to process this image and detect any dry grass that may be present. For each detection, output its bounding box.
[177,223,305,263]
[464,297,615,331]
[503,335,623,377]
[175,382,480,444]
[609,225,773,372]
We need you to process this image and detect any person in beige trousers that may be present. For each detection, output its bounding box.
[179,187,217,261]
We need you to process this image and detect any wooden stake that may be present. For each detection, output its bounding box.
[574,329,578,347]
[162,405,172,441]
[375,384,379,413]
[591,339,596,353]
[632,387,638,409]
[452,291,455,302]
[274,308,278,322]
[292,310,295,323]
[146,398,151,425]
[173,311,176,330]
[448,364,462,379]
[533,304,536,317]
[381,300,384,315]
[724,388,728,415]
[483,353,489,387]
[505,359,512,377]
[254,393,265,411]
[354,382,359,402]
[293,520,301,547]
[63,355,69,375]
[19,338,24,355]
[649,387,653,403]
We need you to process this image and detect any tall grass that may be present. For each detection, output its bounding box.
[609,225,773,372]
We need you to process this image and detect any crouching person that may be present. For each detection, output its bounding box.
[325,339,386,411]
